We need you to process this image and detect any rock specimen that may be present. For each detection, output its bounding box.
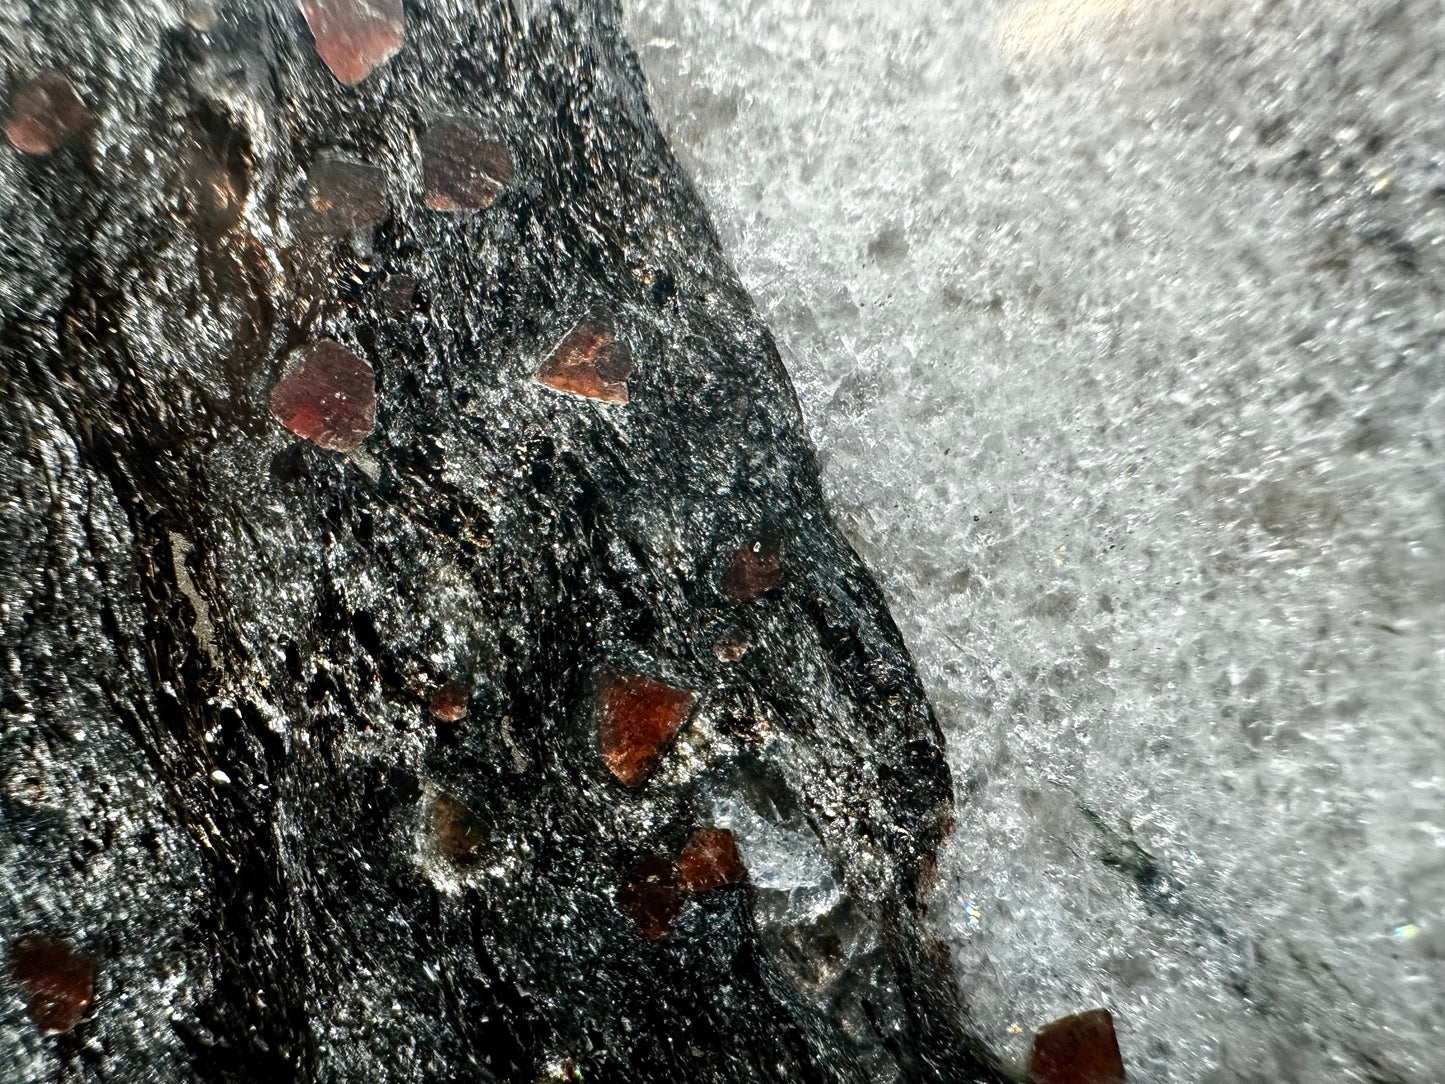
[0,2,1009,1082]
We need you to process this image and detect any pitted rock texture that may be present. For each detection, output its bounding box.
[0,2,1007,1082]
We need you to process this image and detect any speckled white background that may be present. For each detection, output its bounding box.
[625,0,1445,1078]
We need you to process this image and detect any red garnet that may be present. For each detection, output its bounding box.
[307,157,389,232]
[675,828,745,892]
[11,935,96,1034]
[427,792,485,862]
[298,0,404,85]
[420,115,513,211]
[721,532,783,600]
[4,71,89,156]
[596,671,695,786]
[1030,1009,1126,1084]
[427,682,470,723]
[536,318,633,403]
[269,341,376,452]
[619,856,681,940]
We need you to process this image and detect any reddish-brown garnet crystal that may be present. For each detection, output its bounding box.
[269,341,376,452]
[721,532,783,600]
[619,856,682,940]
[1030,1008,1126,1084]
[536,318,633,403]
[11,935,96,1034]
[4,72,89,156]
[298,0,404,85]
[596,671,695,786]
[427,792,485,862]
[427,681,470,723]
[675,828,745,893]
[307,157,389,232]
[420,115,513,211]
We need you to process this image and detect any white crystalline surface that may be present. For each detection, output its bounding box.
[626,0,1444,1079]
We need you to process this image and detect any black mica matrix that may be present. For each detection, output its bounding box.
[0,2,1008,1082]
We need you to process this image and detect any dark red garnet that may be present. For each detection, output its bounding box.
[596,671,695,786]
[675,828,745,893]
[427,792,485,862]
[427,681,470,723]
[1030,1008,1126,1084]
[536,318,633,403]
[420,115,513,211]
[4,71,88,156]
[269,341,376,452]
[307,157,389,232]
[619,856,682,940]
[11,935,97,1034]
[712,629,750,662]
[298,0,404,85]
[721,532,783,600]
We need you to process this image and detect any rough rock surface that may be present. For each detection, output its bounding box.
[0,1,1006,1081]
[627,0,1444,1079]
